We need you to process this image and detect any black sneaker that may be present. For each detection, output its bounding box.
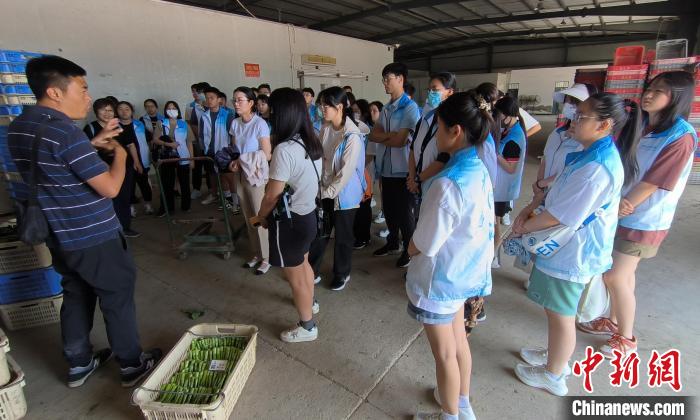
[123,229,141,238]
[330,276,349,291]
[396,251,411,268]
[373,244,401,257]
[120,348,163,388]
[476,304,486,322]
[67,348,113,388]
[353,240,369,250]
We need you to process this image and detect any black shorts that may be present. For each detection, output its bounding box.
[268,211,317,268]
[494,201,512,218]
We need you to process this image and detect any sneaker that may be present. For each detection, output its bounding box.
[353,240,370,250]
[432,388,477,420]
[491,256,500,269]
[330,276,350,291]
[373,211,385,224]
[201,194,217,205]
[156,210,167,218]
[243,256,261,269]
[312,300,320,315]
[255,261,271,275]
[191,189,202,200]
[502,213,511,226]
[476,305,486,322]
[217,200,233,211]
[67,348,113,388]
[577,317,619,336]
[378,229,390,238]
[370,198,377,208]
[599,333,638,359]
[231,205,241,215]
[314,275,321,285]
[514,363,568,396]
[373,244,401,257]
[120,349,163,388]
[130,205,137,218]
[144,204,154,215]
[123,229,141,238]
[413,412,462,420]
[519,347,572,376]
[280,323,318,343]
[396,251,411,268]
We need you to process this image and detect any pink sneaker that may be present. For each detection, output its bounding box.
[599,333,638,359]
[576,317,618,336]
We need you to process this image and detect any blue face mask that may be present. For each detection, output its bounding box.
[426,90,442,108]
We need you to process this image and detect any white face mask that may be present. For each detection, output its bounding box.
[166,109,179,119]
[353,112,361,121]
[562,102,577,121]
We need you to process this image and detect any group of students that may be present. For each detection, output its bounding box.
[8,54,697,420]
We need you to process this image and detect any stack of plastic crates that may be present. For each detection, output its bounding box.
[647,57,700,185]
[604,64,648,104]
[0,328,26,419]
[0,50,40,127]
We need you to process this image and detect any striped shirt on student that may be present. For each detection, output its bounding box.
[7,105,121,251]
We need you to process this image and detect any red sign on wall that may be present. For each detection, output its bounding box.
[244,63,260,78]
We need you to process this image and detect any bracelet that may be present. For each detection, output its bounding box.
[535,180,544,190]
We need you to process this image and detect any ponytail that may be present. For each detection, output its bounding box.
[588,93,642,186]
[437,90,494,146]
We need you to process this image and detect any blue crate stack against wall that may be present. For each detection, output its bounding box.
[0,50,64,331]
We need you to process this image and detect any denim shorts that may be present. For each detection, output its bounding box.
[407,301,461,325]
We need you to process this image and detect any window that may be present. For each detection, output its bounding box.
[507,83,519,98]
[553,81,570,114]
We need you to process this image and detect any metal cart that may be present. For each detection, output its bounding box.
[154,157,240,260]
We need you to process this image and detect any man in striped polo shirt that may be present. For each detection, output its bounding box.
[8,55,161,388]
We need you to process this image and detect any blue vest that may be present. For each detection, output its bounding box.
[133,119,150,168]
[199,108,231,155]
[476,133,497,189]
[375,93,419,177]
[494,123,526,201]
[334,132,367,209]
[162,118,191,165]
[140,113,163,133]
[620,117,698,231]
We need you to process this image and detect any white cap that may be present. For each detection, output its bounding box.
[553,83,590,104]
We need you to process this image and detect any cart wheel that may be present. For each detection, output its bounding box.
[178,251,189,260]
[222,251,232,260]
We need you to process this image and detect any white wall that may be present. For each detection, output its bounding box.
[1,0,393,118]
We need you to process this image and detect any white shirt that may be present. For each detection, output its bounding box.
[411,110,439,173]
[519,108,540,132]
[542,127,583,180]
[269,139,322,215]
[229,114,270,155]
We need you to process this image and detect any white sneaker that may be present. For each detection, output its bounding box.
[433,388,477,420]
[244,256,261,268]
[312,300,319,315]
[130,206,137,218]
[502,213,511,226]
[191,190,202,200]
[514,363,568,396]
[373,211,385,224]
[491,256,501,269]
[255,261,271,275]
[370,198,377,208]
[519,347,572,376]
[314,276,321,285]
[280,324,318,343]
[378,229,389,238]
[201,194,217,205]
[144,204,154,215]
[414,412,462,420]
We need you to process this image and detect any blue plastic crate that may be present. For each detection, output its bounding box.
[0,105,22,116]
[0,267,62,305]
[0,50,41,64]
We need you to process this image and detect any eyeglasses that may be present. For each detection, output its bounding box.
[573,112,598,123]
[319,104,338,110]
[234,99,251,104]
[382,75,398,84]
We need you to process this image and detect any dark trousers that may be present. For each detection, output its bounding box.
[381,176,415,249]
[114,164,135,230]
[160,163,191,213]
[191,144,210,192]
[49,234,142,368]
[309,199,357,279]
[352,198,372,243]
[132,167,153,203]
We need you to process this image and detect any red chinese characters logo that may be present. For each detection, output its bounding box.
[572,346,605,393]
[609,350,640,388]
[648,349,682,392]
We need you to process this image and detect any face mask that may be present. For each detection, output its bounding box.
[198,93,205,102]
[166,109,179,118]
[426,90,442,108]
[562,103,577,121]
[353,112,361,121]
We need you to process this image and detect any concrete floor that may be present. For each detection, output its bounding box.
[7,159,700,420]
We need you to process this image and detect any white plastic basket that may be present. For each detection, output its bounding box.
[0,241,52,275]
[0,329,9,387]
[0,294,62,331]
[132,323,257,420]
[0,356,26,420]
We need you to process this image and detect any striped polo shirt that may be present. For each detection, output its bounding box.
[7,105,121,251]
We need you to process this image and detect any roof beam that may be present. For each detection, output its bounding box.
[398,21,664,55]
[397,33,662,60]
[370,0,697,42]
[309,0,473,30]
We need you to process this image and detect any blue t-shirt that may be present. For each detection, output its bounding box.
[7,105,122,251]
